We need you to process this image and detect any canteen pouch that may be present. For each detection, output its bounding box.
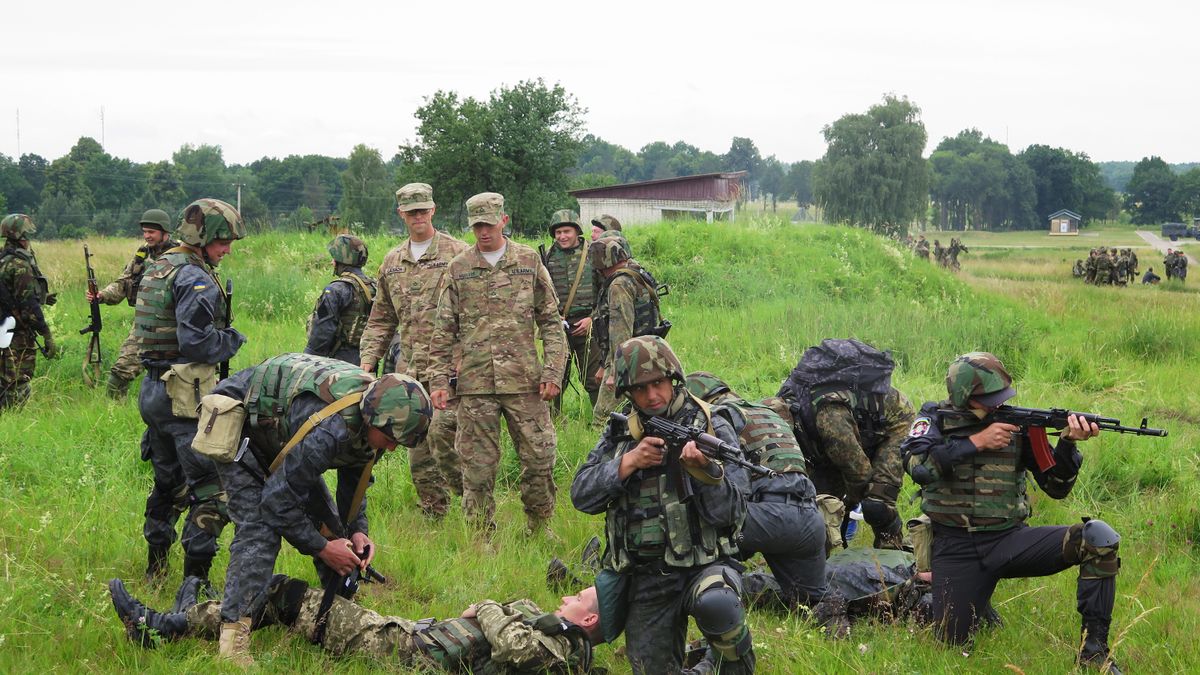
[162,362,218,419]
[907,514,933,573]
[816,493,846,551]
[192,393,246,462]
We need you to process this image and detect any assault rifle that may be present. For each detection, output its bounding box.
[219,278,233,379]
[311,543,386,645]
[937,404,1167,472]
[80,245,103,386]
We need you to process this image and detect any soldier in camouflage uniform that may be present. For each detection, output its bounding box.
[589,237,661,427]
[304,234,376,365]
[360,183,469,518]
[110,575,602,672]
[914,235,930,261]
[207,353,432,664]
[1084,248,1098,284]
[571,336,755,675]
[429,192,567,534]
[86,209,178,398]
[544,209,600,409]
[1094,248,1114,285]
[133,199,245,585]
[0,214,58,409]
[590,213,622,242]
[901,353,1119,673]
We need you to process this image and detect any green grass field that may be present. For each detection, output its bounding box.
[2,217,1198,673]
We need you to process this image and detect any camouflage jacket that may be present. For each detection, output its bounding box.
[97,239,178,306]
[545,240,595,319]
[0,243,49,347]
[810,388,913,504]
[359,230,468,379]
[593,263,655,368]
[429,241,567,395]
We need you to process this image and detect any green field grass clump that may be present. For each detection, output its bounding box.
[1,219,1198,673]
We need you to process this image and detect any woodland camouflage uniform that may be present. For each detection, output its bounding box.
[428,192,568,532]
[589,237,658,426]
[359,183,469,517]
[0,214,55,409]
[304,234,376,365]
[544,209,600,409]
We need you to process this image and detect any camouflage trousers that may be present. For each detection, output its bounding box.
[408,386,461,517]
[456,392,557,530]
[554,329,600,412]
[591,376,619,427]
[0,346,36,409]
[624,563,755,675]
[138,372,229,561]
[109,325,143,382]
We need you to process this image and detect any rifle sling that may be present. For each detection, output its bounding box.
[268,392,364,475]
[562,245,590,317]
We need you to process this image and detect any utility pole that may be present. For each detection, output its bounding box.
[232,182,244,212]
[100,106,105,149]
[15,108,20,156]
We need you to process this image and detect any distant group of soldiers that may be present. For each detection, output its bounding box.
[906,234,967,271]
[1162,248,1189,282]
[1073,247,1139,285]
[0,190,1124,673]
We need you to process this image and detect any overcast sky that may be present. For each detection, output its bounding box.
[5,0,1197,166]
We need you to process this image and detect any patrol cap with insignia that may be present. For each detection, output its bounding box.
[591,214,621,232]
[466,192,505,226]
[396,183,435,212]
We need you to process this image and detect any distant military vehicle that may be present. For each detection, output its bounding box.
[1161,222,1199,241]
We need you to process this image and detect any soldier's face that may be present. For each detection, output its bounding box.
[591,225,604,241]
[628,377,673,414]
[141,227,168,246]
[553,225,579,249]
[399,207,436,240]
[556,587,599,626]
[472,217,508,252]
[366,426,399,451]
[203,239,234,266]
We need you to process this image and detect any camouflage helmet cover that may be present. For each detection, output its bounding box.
[614,335,685,396]
[328,234,368,267]
[361,373,433,446]
[946,352,1015,408]
[176,198,245,247]
[588,237,629,270]
[548,209,582,237]
[591,214,622,232]
[684,371,733,403]
[0,214,36,240]
[138,208,172,232]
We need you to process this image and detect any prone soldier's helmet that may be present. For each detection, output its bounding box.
[361,373,433,446]
[327,234,368,267]
[138,209,172,232]
[1,214,36,241]
[614,335,685,396]
[684,371,732,403]
[176,198,245,247]
[588,237,629,270]
[547,209,582,237]
[946,352,1016,409]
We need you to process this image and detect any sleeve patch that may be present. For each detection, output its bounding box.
[192,283,207,291]
[909,417,931,437]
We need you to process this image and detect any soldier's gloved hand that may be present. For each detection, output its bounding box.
[44,293,58,306]
[41,332,60,359]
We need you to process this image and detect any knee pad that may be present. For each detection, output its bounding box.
[1063,519,1120,580]
[694,585,745,637]
[860,497,896,528]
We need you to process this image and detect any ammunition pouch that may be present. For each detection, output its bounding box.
[816,493,846,551]
[907,514,933,573]
[162,362,217,418]
[193,394,247,462]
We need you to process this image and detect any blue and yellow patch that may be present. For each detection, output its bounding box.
[192,283,207,291]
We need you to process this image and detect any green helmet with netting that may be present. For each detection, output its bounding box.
[945,352,1015,409]
[176,198,245,247]
[362,373,432,446]
[138,208,172,232]
[328,234,368,267]
[614,335,685,396]
[547,209,582,237]
[588,237,629,270]
[684,371,733,403]
[1,214,36,241]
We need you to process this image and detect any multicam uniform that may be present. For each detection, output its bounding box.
[96,237,178,384]
[360,229,469,516]
[429,235,567,530]
[0,218,53,409]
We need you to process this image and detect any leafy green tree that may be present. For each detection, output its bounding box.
[724,137,762,182]
[758,156,786,210]
[928,129,1036,230]
[0,154,37,213]
[142,160,187,210]
[1019,144,1115,226]
[1169,167,1200,221]
[577,135,641,182]
[339,144,393,231]
[18,154,47,204]
[41,156,93,210]
[786,161,814,205]
[1124,156,1179,224]
[173,144,230,202]
[813,95,929,235]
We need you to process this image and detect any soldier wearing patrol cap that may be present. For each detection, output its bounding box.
[428,192,568,536]
[901,352,1119,673]
[359,183,468,518]
[304,234,376,365]
[544,208,600,410]
[132,198,247,587]
[86,208,180,398]
[0,213,58,409]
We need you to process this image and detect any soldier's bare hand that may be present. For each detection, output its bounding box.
[539,382,561,401]
[594,367,604,385]
[317,538,362,576]
[570,317,592,336]
[85,290,98,303]
[679,440,710,469]
[1062,414,1100,442]
[432,389,449,410]
[969,422,1020,450]
[461,603,479,619]
[619,436,667,478]
[350,532,375,569]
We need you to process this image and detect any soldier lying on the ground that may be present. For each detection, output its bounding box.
[109,575,603,672]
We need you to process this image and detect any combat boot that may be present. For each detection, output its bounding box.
[171,576,204,613]
[145,545,170,585]
[580,535,602,574]
[1078,624,1123,674]
[219,617,254,667]
[106,372,133,399]
[182,555,212,584]
[526,515,561,543]
[873,517,910,551]
[811,589,851,640]
[109,578,189,648]
[546,558,582,591]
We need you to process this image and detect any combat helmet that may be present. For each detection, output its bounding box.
[945,352,1015,409]
[361,373,433,446]
[684,371,732,403]
[614,335,684,396]
[588,237,629,270]
[138,209,172,232]
[547,209,582,237]
[1,214,36,241]
[327,234,368,267]
[176,199,245,247]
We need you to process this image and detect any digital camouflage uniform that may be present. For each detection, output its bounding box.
[209,354,431,628]
[429,193,567,531]
[589,238,659,427]
[0,215,54,409]
[571,337,754,675]
[305,235,376,365]
[134,199,245,581]
[544,209,600,409]
[901,353,1121,672]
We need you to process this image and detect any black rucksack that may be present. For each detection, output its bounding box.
[777,338,895,459]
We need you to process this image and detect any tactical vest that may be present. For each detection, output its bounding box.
[607,397,740,571]
[244,353,374,454]
[594,264,659,359]
[920,412,1029,531]
[414,599,588,673]
[126,240,177,307]
[134,248,227,361]
[546,242,594,318]
[330,272,376,355]
[730,399,807,475]
[810,389,889,461]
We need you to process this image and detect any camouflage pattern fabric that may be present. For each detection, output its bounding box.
[547,208,583,236]
[1,213,36,239]
[465,192,505,226]
[326,234,368,267]
[810,388,912,506]
[304,269,376,365]
[175,199,245,247]
[101,239,179,382]
[945,351,1012,408]
[0,346,36,408]
[604,284,666,391]
[1,241,50,408]
[408,398,462,517]
[395,182,435,211]
[141,428,201,552]
[546,238,596,320]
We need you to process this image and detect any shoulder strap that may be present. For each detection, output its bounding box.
[268,392,364,475]
[613,267,660,310]
[562,246,589,314]
[338,272,376,303]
